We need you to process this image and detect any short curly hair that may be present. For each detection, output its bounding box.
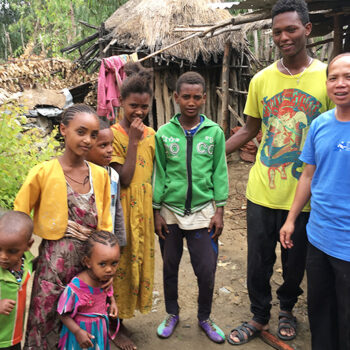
[271,0,310,25]
[176,71,206,94]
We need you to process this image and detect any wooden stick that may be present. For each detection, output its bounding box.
[163,73,172,124]
[78,20,99,30]
[138,32,199,62]
[307,33,346,49]
[217,86,260,147]
[229,68,239,130]
[154,71,165,127]
[103,38,117,54]
[260,331,295,350]
[217,86,248,95]
[332,15,343,58]
[221,41,231,136]
[173,28,211,33]
[61,32,99,53]
[99,22,106,59]
[227,103,260,148]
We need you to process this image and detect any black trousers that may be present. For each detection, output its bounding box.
[159,225,218,321]
[307,242,350,350]
[247,200,309,325]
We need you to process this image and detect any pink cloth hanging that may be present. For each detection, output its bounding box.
[97,56,127,120]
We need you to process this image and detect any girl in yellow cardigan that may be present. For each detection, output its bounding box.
[14,104,112,350]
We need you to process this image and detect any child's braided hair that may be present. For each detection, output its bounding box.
[61,104,97,126]
[120,62,153,100]
[84,230,119,261]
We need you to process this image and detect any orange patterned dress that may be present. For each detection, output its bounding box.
[111,123,155,318]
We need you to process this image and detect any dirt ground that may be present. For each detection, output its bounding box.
[28,153,311,350]
[110,153,311,350]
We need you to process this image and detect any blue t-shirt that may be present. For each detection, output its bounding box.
[300,108,350,261]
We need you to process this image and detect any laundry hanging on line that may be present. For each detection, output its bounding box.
[97,53,138,121]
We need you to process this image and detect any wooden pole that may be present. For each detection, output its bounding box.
[253,30,259,60]
[260,331,294,350]
[99,22,105,59]
[220,41,231,136]
[154,71,165,127]
[61,32,99,53]
[344,26,350,52]
[332,15,343,58]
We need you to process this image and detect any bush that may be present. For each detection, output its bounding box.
[0,103,61,209]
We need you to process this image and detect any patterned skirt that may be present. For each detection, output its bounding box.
[23,238,85,350]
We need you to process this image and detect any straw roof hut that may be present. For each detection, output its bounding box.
[65,0,253,131]
[103,0,245,64]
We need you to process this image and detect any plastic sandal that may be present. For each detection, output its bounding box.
[227,322,260,345]
[277,311,297,341]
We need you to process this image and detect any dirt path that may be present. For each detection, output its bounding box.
[110,154,311,350]
[27,154,311,349]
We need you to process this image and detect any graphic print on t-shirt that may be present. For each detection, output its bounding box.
[260,89,322,188]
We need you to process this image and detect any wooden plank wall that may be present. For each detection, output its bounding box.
[149,50,250,136]
[151,67,225,130]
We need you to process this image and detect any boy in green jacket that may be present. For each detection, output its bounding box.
[153,71,228,343]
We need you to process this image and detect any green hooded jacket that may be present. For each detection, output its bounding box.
[152,114,228,216]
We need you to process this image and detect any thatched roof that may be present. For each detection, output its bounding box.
[219,0,350,37]
[104,0,245,63]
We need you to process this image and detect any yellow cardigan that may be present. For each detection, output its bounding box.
[14,158,112,240]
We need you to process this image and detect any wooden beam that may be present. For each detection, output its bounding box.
[99,22,105,59]
[345,26,350,52]
[220,41,231,136]
[103,38,117,54]
[307,33,346,49]
[217,86,248,95]
[332,15,343,57]
[61,32,99,53]
[78,20,99,30]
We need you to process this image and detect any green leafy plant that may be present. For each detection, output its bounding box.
[0,102,61,209]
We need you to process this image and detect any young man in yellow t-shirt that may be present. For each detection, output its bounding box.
[226,0,333,345]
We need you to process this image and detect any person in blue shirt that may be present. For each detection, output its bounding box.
[280,52,350,350]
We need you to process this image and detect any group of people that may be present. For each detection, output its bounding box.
[0,0,349,349]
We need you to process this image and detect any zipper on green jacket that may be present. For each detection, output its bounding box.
[185,134,193,215]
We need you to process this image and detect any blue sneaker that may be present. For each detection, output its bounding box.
[157,314,179,338]
[199,318,226,343]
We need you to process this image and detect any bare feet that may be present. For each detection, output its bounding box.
[112,323,137,350]
[229,320,269,344]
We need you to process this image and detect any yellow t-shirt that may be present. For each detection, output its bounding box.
[244,59,333,211]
